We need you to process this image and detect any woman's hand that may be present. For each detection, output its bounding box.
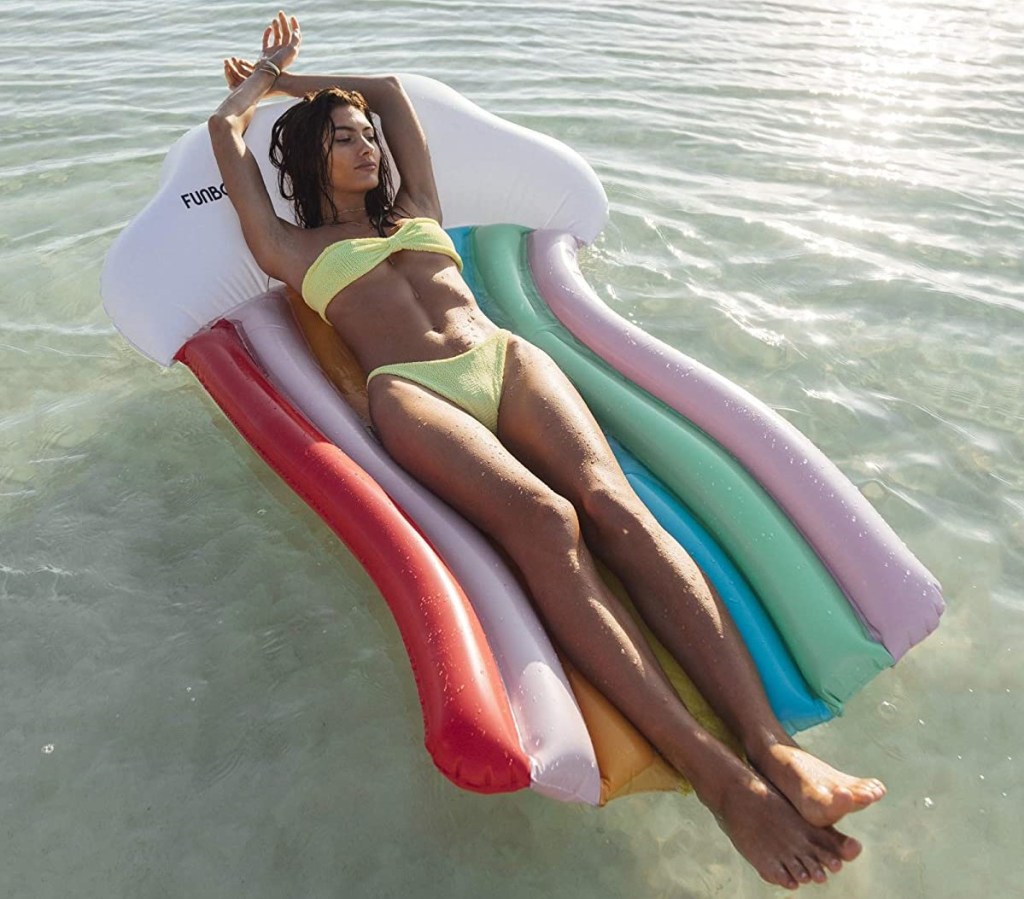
[220,12,301,96]
[258,10,302,73]
[223,56,250,91]
[223,56,289,95]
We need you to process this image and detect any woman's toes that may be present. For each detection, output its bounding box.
[805,858,828,884]
[813,825,860,870]
[865,779,887,799]
[770,864,799,891]
[818,849,843,874]
[838,834,862,861]
[787,858,812,884]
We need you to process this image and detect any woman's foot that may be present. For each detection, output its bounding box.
[749,740,886,828]
[703,766,862,890]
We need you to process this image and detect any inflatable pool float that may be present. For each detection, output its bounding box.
[101,75,944,805]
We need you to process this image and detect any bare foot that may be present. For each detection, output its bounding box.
[706,768,862,890]
[751,741,886,828]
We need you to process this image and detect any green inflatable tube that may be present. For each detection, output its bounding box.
[470,224,893,710]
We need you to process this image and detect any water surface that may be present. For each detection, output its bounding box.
[2,1,1022,896]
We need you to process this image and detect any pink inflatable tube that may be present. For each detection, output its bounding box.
[527,230,943,661]
[177,320,532,794]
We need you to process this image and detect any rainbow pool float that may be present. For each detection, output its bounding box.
[102,75,944,805]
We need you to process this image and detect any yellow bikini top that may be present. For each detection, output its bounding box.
[300,217,464,321]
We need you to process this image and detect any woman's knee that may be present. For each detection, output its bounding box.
[500,489,581,560]
[580,482,649,546]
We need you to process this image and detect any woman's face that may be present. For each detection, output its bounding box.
[325,104,380,193]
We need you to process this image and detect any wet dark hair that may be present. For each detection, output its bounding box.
[269,88,398,235]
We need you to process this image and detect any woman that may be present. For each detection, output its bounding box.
[210,12,885,890]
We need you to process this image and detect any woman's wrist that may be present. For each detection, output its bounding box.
[255,58,281,78]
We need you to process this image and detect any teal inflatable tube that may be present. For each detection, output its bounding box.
[608,437,833,734]
[465,225,894,711]
[473,225,828,728]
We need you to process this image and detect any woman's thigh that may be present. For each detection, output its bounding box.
[495,337,634,508]
[367,371,575,545]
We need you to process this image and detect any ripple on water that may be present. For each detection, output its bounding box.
[3,0,1024,895]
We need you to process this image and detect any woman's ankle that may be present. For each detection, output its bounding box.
[673,737,759,812]
[740,724,798,769]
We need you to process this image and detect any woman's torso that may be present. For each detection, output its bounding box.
[298,217,499,373]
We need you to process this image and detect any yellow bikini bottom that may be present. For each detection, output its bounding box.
[366,330,510,434]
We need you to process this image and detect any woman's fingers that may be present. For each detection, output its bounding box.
[255,10,301,71]
[222,56,261,90]
[223,58,242,88]
[280,11,299,44]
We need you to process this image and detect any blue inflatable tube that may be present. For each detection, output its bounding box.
[609,438,833,734]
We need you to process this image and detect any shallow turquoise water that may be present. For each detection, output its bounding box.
[2,1,1022,896]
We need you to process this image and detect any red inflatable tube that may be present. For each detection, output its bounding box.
[176,320,531,794]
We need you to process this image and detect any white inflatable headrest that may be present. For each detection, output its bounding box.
[101,74,608,366]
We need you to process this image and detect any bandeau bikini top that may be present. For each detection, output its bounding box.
[300,217,464,321]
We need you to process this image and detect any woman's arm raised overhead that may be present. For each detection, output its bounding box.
[208,12,308,287]
[224,62,443,223]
